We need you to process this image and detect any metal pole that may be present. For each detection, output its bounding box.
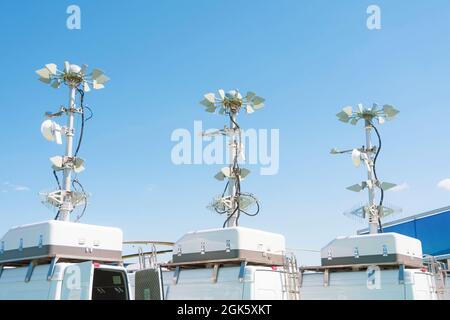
[227,112,238,228]
[59,85,76,221]
[365,120,378,234]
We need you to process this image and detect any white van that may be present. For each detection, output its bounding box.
[0,220,130,300]
[164,265,285,300]
[300,268,439,300]
[133,265,287,300]
[0,261,129,300]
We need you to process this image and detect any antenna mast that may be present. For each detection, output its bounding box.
[36,61,110,221]
[332,103,400,234]
[200,89,265,228]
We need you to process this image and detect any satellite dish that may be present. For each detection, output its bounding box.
[41,120,62,144]
[351,149,361,167]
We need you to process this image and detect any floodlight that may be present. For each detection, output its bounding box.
[45,63,57,75]
[240,168,251,179]
[379,204,402,218]
[214,167,231,181]
[50,156,85,173]
[51,79,62,89]
[330,148,340,154]
[383,105,400,119]
[214,167,251,181]
[36,68,51,79]
[351,149,361,167]
[337,111,350,123]
[343,205,367,220]
[379,181,397,191]
[69,64,81,74]
[343,106,353,116]
[346,184,363,193]
[330,148,353,155]
[49,156,64,170]
[90,69,110,84]
[40,119,63,144]
[238,194,258,210]
[38,77,52,84]
[83,81,91,92]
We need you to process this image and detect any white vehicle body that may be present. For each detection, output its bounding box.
[300,268,439,300]
[0,261,130,300]
[133,265,286,300]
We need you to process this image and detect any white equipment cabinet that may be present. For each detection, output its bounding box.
[173,227,286,266]
[321,233,423,268]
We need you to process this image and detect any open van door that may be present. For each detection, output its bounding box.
[61,261,94,300]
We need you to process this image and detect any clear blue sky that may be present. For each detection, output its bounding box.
[1,0,450,265]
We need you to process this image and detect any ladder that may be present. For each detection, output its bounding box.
[423,255,447,299]
[138,244,159,270]
[282,253,300,300]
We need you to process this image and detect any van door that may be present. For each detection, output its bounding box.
[61,261,94,300]
[91,267,129,300]
[412,272,437,300]
[254,270,284,300]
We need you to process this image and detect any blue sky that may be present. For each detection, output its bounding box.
[1,0,450,265]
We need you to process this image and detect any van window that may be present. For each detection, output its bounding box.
[92,269,128,300]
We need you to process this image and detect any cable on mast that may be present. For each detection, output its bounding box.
[200,89,265,228]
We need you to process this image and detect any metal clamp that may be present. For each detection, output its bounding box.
[211,264,220,283]
[238,261,247,282]
[172,266,180,285]
[298,270,304,288]
[25,261,37,283]
[398,264,405,285]
[323,269,330,287]
[47,257,59,281]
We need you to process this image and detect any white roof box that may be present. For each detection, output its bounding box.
[0,220,123,266]
[321,233,423,268]
[172,227,286,266]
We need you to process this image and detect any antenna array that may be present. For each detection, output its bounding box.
[200,89,264,228]
[331,103,401,234]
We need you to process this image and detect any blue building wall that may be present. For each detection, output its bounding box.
[373,208,450,256]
